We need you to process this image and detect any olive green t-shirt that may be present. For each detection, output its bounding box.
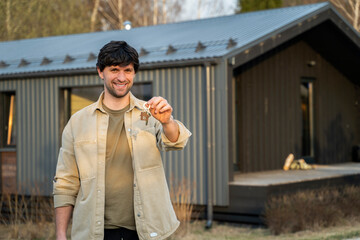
[103,103,135,230]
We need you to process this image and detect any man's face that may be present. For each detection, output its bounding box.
[97,64,135,99]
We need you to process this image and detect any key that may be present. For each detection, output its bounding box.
[142,102,152,125]
[140,111,149,125]
[146,112,151,125]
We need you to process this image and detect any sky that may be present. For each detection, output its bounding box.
[180,0,238,21]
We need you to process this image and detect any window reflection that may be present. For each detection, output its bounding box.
[1,92,16,148]
[7,95,16,146]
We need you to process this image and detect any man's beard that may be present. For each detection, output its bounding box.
[105,81,132,98]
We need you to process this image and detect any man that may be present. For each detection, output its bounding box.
[53,41,191,240]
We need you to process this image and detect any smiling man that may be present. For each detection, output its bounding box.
[53,41,191,240]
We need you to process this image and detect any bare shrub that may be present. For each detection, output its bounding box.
[169,179,195,237]
[0,188,55,239]
[265,185,360,235]
[339,185,360,217]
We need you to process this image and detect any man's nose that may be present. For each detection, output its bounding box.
[116,71,126,81]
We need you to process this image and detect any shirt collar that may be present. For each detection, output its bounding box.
[129,92,144,111]
[94,91,144,113]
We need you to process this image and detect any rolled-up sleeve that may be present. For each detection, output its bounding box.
[53,121,80,208]
[158,120,192,151]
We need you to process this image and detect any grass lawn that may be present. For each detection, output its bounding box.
[171,220,360,240]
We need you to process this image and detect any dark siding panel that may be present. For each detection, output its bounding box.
[235,40,360,172]
[317,61,358,164]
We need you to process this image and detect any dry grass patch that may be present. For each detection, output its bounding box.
[264,185,360,235]
[169,179,196,238]
[0,192,56,239]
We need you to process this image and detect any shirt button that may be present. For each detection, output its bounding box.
[137,213,141,217]
[128,128,131,132]
[97,221,101,225]
[98,190,101,193]
[133,184,136,187]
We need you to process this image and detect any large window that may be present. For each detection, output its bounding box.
[300,78,315,159]
[59,83,153,133]
[0,92,16,148]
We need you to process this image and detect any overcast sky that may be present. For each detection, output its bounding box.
[180,0,237,21]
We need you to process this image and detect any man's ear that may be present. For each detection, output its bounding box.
[97,67,104,79]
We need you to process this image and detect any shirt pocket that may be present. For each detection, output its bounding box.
[135,127,162,170]
[74,140,97,180]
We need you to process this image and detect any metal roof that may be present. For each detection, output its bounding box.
[0,2,356,77]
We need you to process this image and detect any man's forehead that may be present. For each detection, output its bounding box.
[110,63,134,68]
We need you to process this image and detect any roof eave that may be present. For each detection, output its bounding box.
[0,57,221,80]
[139,57,221,70]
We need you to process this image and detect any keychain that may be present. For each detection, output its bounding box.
[140,102,151,125]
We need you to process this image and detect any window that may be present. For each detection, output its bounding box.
[300,78,315,158]
[59,83,153,133]
[0,92,16,148]
[132,82,152,101]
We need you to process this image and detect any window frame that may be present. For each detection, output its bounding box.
[300,77,315,161]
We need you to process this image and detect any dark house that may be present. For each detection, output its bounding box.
[1,2,360,221]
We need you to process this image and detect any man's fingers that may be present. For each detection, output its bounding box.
[159,104,172,113]
[147,97,170,111]
[153,100,168,113]
[147,96,162,108]
[146,97,173,122]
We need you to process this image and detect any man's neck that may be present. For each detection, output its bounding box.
[103,92,130,111]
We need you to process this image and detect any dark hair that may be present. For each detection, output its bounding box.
[96,41,140,73]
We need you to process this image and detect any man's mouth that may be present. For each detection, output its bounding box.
[114,82,127,88]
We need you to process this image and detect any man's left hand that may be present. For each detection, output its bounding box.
[146,97,173,124]
[146,96,180,142]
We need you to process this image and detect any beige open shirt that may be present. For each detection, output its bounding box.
[53,92,192,240]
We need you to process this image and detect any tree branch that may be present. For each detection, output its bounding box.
[91,0,100,32]
[331,0,354,21]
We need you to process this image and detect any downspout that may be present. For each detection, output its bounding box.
[205,62,213,229]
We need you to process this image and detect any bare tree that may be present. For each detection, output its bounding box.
[197,0,203,19]
[283,0,360,32]
[331,0,360,31]
[91,0,101,32]
[97,0,183,30]
[0,0,93,41]
[162,0,167,23]
[98,0,124,29]
[154,0,159,25]
[5,0,11,39]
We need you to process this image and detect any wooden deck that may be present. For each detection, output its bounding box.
[214,162,360,224]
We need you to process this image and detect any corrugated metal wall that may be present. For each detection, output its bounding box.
[0,64,230,206]
[0,75,103,195]
[137,67,208,203]
[137,65,227,205]
[235,40,360,172]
